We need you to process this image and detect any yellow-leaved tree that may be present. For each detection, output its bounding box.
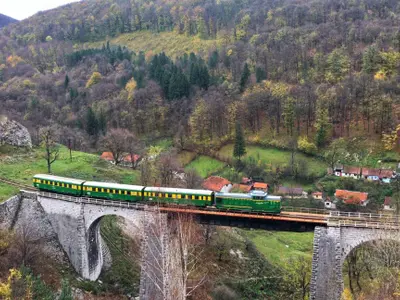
[381,124,400,151]
[85,71,102,88]
[125,78,137,102]
[0,269,22,300]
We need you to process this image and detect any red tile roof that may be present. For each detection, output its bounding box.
[362,168,381,177]
[343,166,361,175]
[233,184,252,193]
[335,189,368,204]
[123,154,141,163]
[362,168,394,178]
[379,169,393,178]
[100,152,114,161]
[253,182,268,190]
[384,197,392,206]
[202,176,231,192]
[312,192,323,197]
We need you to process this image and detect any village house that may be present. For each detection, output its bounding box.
[100,151,141,168]
[253,182,268,192]
[335,189,369,206]
[383,197,396,211]
[333,164,395,183]
[232,183,252,193]
[202,176,233,192]
[324,197,336,209]
[334,165,361,179]
[276,186,307,198]
[363,168,394,183]
[312,191,323,200]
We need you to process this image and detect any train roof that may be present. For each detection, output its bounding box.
[266,195,282,201]
[144,186,214,196]
[34,174,85,185]
[84,181,145,190]
[216,192,252,199]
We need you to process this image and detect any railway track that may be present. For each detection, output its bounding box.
[0,177,37,191]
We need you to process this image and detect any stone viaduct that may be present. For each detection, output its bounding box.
[1,190,398,300]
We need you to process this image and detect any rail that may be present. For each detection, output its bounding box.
[0,177,37,191]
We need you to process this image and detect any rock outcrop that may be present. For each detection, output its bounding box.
[0,115,32,148]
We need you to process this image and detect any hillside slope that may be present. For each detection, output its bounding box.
[0,0,399,157]
[0,14,17,28]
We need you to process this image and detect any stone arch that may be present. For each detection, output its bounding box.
[82,204,145,280]
[311,227,400,300]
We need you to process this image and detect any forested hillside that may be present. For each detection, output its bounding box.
[0,14,17,28]
[0,0,399,152]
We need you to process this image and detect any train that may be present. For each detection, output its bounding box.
[32,174,282,214]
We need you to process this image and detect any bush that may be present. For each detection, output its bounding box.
[212,285,239,300]
[298,136,317,155]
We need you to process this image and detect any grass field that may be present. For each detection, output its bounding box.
[241,230,314,268]
[219,144,327,177]
[86,31,221,58]
[185,155,226,178]
[177,150,197,166]
[0,146,139,202]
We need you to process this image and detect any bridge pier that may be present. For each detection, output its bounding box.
[310,226,400,300]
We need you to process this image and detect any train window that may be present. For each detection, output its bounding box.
[158,193,162,197]
[113,189,116,194]
[208,196,211,201]
[62,183,65,187]
[95,188,98,192]
[118,190,121,194]
[130,191,134,196]
[192,195,195,200]
[67,184,70,188]
[78,186,81,190]
[144,192,147,196]
[107,189,110,193]
[177,194,181,199]
[165,193,168,197]
[172,194,176,198]
[101,188,104,192]
[124,191,127,195]
[185,195,188,199]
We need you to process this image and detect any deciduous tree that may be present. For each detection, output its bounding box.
[39,126,59,174]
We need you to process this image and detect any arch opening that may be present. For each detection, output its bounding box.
[86,214,142,296]
[342,238,400,300]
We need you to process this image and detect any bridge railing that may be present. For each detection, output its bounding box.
[329,211,400,222]
[328,219,400,229]
[281,206,328,215]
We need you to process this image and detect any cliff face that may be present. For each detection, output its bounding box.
[0,116,32,148]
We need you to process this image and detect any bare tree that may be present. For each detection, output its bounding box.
[185,168,203,189]
[140,210,207,300]
[102,128,128,165]
[157,152,180,186]
[39,126,59,173]
[170,213,207,299]
[126,132,143,169]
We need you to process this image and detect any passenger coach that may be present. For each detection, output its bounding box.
[33,174,85,196]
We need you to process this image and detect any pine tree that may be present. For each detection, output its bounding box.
[86,107,99,136]
[208,50,219,69]
[59,279,73,300]
[255,66,266,82]
[64,74,69,90]
[362,46,379,74]
[98,110,107,135]
[239,63,250,92]
[233,122,246,160]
